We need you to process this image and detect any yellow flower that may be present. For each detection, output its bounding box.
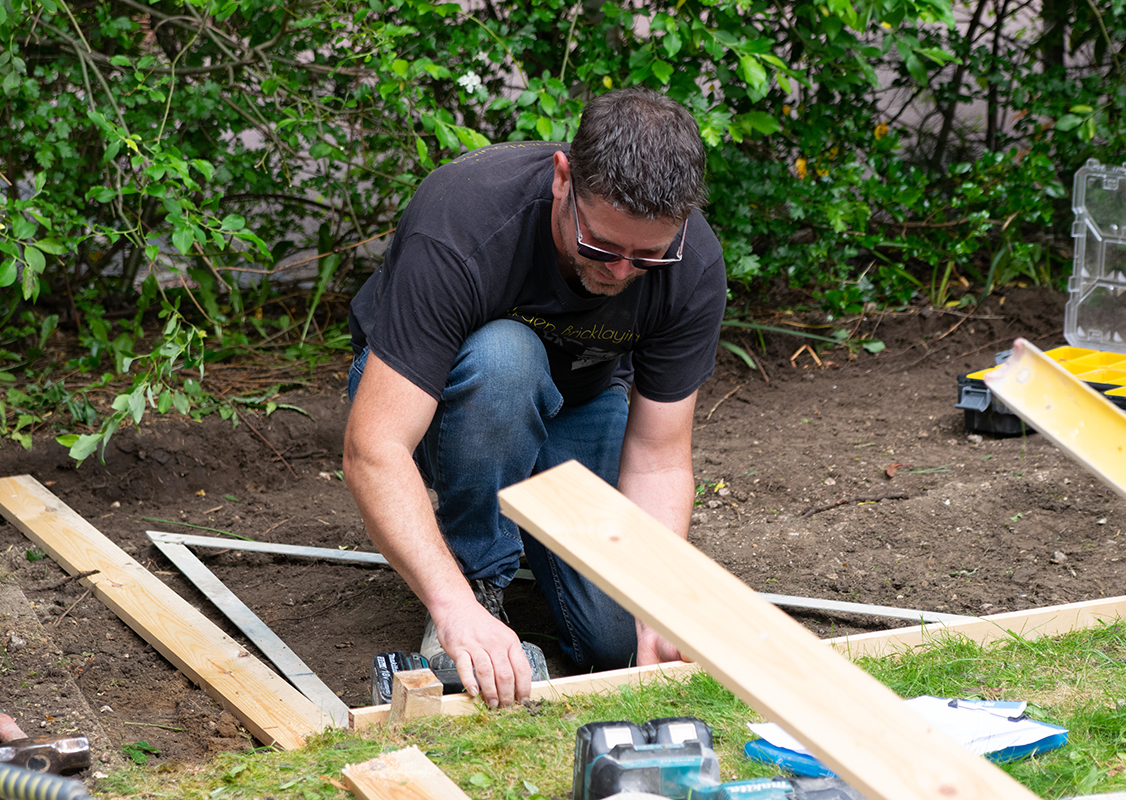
[880,21,892,29]
[602,76,613,89]
[875,122,889,140]
[795,158,808,179]
[816,167,828,178]
[782,104,792,117]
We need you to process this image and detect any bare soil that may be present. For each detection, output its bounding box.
[1,286,1122,784]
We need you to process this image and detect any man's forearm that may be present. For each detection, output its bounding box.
[617,389,698,665]
[344,442,474,615]
[342,358,475,616]
[343,356,530,705]
[617,464,695,540]
[617,389,697,540]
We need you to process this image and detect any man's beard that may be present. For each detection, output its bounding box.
[570,252,641,296]
[556,212,641,297]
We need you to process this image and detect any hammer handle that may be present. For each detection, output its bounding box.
[0,763,90,800]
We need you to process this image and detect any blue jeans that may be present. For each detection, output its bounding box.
[349,319,637,670]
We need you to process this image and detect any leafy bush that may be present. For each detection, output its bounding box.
[1,0,1123,457]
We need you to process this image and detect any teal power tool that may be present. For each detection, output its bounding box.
[371,643,549,705]
[572,718,871,800]
[572,717,720,800]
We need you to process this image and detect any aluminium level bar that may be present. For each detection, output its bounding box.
[148,534,351,727]
[146,531,536,580]
[755,593,971,624]
[148,531,965,624]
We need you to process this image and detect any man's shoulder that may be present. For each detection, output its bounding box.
[450,140,566,163]
[402,142,560,231]
[681,209,726,281]
[431,141,564,185]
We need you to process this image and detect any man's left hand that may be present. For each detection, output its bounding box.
[635,619,687,665]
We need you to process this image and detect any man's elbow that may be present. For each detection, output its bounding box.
[342,418,380,486]
[342,421,415,486]
[342,442,359,484]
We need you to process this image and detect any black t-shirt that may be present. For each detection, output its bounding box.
[349,141,727,406]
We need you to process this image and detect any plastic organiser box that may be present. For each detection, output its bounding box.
[1065,159,1126,349]
[956,159,1126,434]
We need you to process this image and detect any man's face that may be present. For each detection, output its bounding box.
[557,186,685,297]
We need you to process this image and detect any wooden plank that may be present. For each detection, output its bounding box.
[829,595,1126,658]
[350,660,703,729]
[498,460,1038,800]
[389,670,443,724]
[0,474,332,749]
[351,592,1126,728]
[984,337,1126,499]
[342,746,472,800]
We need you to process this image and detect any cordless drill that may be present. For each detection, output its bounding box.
[371,643,549,705]
[571,717,870,800]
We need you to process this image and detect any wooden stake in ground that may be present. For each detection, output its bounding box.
[0,475,332,749]
[389,669,443,724]
[498,460,1038,800]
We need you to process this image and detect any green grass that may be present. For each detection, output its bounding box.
[857,621,1126,799]
[98,622,1126,799]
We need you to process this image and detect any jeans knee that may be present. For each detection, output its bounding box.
[572,616,638,672]
[446,320,561,417]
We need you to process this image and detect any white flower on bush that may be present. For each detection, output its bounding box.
[457,70,482,93]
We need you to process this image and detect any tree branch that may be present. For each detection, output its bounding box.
[929,0,989,169]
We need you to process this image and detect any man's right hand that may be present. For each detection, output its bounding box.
[432,602,532,707]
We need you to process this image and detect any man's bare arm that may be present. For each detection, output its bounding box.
[617,386,698,665]
[342,354,531,706]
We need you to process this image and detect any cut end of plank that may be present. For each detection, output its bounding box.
[343,746,472,800]
[983,337,1029,378]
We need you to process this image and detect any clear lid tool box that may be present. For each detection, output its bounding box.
[956,159,1126,434]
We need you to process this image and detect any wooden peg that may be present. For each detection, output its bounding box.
[388,668,443,724]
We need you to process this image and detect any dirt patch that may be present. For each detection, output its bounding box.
[1,286,1122,779]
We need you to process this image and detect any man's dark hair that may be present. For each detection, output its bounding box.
[568,86,707,220]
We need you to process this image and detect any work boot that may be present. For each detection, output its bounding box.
[419,579,509,661]
[421,580,549,684]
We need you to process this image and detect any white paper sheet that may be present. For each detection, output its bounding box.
[747,696,1065,758]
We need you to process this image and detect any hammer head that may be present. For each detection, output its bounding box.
[0,734,91,773]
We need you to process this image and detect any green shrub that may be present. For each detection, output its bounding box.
[1,0,1123,455]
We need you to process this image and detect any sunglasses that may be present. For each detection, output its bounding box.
[569,183,688,270]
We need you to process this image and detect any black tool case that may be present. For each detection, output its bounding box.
[956,346,1126,435]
